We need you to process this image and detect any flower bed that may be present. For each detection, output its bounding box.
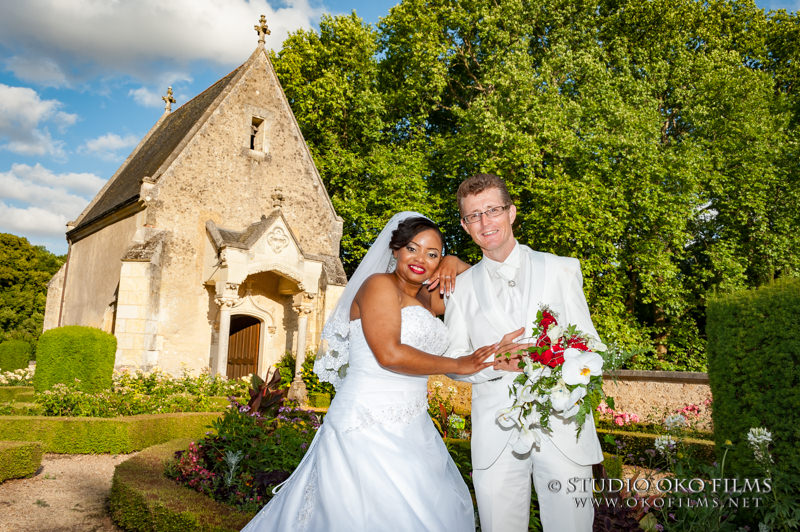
[110,438,253,532]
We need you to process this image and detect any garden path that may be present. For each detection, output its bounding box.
[0,453,130,532]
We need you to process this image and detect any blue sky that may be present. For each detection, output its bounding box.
[0,0,797,255]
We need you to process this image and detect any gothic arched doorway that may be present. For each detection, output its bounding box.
[227,314,261,379]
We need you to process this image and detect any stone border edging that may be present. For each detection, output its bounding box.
[604,370,709,384]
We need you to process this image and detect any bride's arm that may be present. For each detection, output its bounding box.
[355,275,495,376]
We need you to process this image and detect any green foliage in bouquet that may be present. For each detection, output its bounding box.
[33,326,115,393]
[0,340,32,372]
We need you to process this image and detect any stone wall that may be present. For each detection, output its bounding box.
[428,370,713,429]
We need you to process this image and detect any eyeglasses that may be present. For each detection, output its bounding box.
[461,205,511,224]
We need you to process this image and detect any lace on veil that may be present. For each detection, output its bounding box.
[313,211,430,389]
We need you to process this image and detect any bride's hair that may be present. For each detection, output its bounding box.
[389,216,443,251]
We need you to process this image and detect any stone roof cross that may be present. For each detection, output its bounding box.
[162,86,176,113]
[254,15,271,45]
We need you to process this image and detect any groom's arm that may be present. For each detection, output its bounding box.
[561,258,600,341]
[443,293,509,384]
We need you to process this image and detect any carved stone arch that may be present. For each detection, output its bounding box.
[228,294,276,378]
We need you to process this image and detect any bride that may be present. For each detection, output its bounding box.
[241,212,516,532]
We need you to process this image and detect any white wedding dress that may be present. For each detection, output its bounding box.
[241,305,475,532]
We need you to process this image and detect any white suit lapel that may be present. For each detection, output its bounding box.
[521,247,547,336]
[473,260,518,334]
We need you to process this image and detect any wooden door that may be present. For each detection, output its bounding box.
[227,315,260,379]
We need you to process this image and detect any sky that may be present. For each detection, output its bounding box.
[0,0,797,256]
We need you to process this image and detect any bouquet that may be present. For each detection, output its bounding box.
[496,306,622,453]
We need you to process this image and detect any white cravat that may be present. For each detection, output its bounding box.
[485,243,525,327]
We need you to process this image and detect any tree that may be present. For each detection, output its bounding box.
[0,234,64,345]
[272,0,800,370]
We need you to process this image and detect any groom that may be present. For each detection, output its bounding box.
[444,173,603,532]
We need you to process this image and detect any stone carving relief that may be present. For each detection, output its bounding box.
[267,227,289,254]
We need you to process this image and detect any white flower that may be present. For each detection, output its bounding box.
[519,385,540,403]
[496,406,522,429]
[747,427,772,447]
[587,337,608,353]
[561,348,603,385]
[654,435,676,457]
[547,324,564,344]
[549,380,587,418]
[510,426,539,454]
[522,359,551,382]
[747,427,773,465]
[664,414,687,431]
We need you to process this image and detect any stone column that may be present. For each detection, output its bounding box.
[288,293,314,403]
[214,282,239,377]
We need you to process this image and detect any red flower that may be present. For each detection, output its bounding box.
[567,338,589,351]
[539,310,557,330]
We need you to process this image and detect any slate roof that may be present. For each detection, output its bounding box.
[72,66,243,232]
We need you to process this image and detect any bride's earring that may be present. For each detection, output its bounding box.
[386,255,397,273]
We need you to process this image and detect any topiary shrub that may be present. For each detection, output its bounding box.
[0,441,43,482]
[33,326,116,393]
[0,340,32,372]
[707,278,800,479]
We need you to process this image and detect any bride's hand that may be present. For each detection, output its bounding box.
[452,343,499,375]
[426,255,469,296]
[493,327,531,373]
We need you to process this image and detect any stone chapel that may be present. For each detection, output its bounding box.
[43,17,347,390]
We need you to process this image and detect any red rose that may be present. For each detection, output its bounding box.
[536,332,550,347]
[546,344,565,367]
[539,310,557,330]
[567,338,589,351]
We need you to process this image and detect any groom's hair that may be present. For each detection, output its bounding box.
[389,217,443,251]
[456,173,512,213]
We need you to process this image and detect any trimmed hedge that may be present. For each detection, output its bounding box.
[598,428,716,464]
[0,412,222,453]
[707,278,800,478]
[0,340,32,371]
[0,440,43,482]
[0,386,34,402]
[109,439,253,531]
[33,326,116,393]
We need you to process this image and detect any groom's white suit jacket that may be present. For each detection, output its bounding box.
[444,244,604,470]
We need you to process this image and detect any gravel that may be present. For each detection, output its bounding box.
[0,453,132,532]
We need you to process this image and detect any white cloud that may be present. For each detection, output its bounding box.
[0,164,106,242]
[128,71,194,108]
[0,0,325,86]
[0,84,77,157]
[4,56,70,88]
[80,133,139,161]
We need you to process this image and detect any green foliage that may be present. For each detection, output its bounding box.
[0,340,32,372]
[166,400,320,512]
[109,439,252,532]
[0,234,64,346]
[270,1,800,371]
[707,278,800,529]
[0,440,43,483]
[276,351,335,395]
[0,412,221,453]
[33,326,116,393]
[707,278,800,477]
[0,386,34,402]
